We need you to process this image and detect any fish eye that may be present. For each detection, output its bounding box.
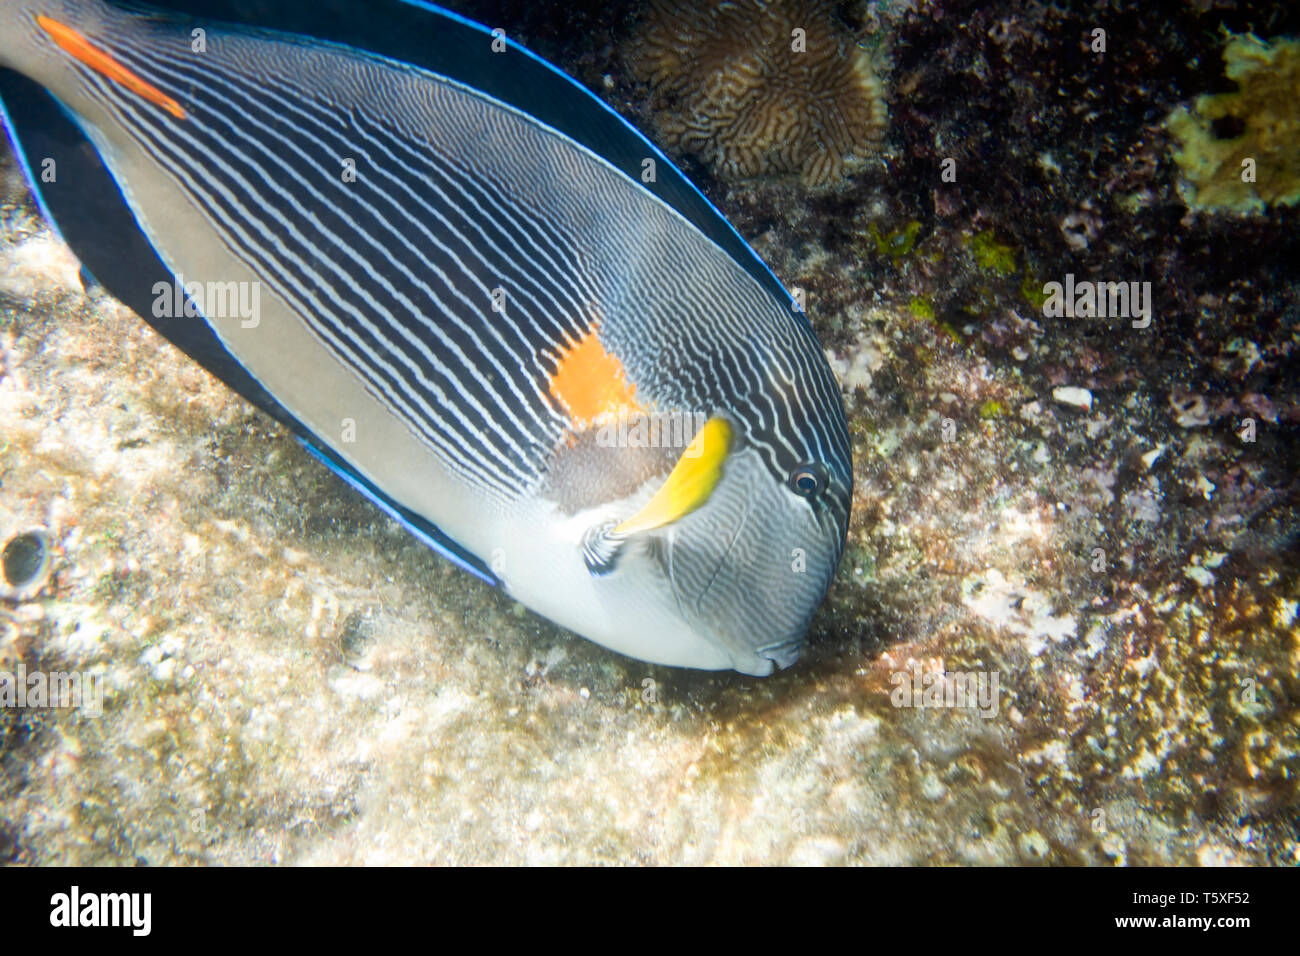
[788,463,828,498]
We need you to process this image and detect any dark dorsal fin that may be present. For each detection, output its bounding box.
[0,67,500,587]
[106,0,797,308]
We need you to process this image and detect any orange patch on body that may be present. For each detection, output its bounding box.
[548,324,647,427]
[37,15,186,119]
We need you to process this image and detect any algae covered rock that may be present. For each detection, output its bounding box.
[1166,33,1300,214]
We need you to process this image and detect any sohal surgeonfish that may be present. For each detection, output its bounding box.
[0,0,852,674]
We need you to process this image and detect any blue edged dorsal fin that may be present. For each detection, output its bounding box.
[105,0,799,312]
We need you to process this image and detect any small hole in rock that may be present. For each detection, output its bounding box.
[1210,115,1246,140]
[2,531,50,591]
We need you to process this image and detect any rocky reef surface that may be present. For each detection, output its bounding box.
[0,0,1296,864]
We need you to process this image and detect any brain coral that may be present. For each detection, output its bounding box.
[1165,33,1300,214]
[627,0,888,186]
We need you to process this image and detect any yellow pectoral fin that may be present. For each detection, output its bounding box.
[613,417,732,535]
[37,15,187,120]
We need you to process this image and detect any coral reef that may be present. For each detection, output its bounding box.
[627,0,888,186]
[1166,33,1300,213]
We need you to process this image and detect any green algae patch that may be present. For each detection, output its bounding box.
[1166,34,1300,214]
[935,321,963,345]
[868,220,921,260]
[906,296,936,320]
[978,399,1007,419]
[967,229,1017,277]
[1020,274,1050,311]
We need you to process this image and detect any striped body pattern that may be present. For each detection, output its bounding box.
[0,0,853,675]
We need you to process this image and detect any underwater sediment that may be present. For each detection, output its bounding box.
[0,0,1297,864]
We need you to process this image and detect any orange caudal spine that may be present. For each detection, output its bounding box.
[37,15,186,119]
